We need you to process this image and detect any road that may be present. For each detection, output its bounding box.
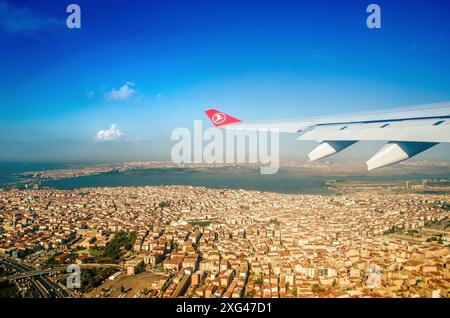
[0,256,72,298]
[0,262,123,283]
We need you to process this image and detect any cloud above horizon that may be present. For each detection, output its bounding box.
[0,0,59,34]
[95,124,123,142]
[105,82,137,101]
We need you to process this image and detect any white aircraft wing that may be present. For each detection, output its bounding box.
[205,101,450,170]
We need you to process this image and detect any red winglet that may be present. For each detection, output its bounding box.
[205,109,242,127]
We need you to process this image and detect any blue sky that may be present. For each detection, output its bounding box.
[0,0,449,162]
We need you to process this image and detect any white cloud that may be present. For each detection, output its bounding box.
[105,82,136,101]
[95,124,123,142]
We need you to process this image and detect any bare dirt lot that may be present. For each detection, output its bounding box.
[86,271,164,298]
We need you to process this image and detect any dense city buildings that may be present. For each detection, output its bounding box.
[0,186,449,298]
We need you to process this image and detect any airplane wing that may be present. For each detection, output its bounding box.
[205,101,450,170]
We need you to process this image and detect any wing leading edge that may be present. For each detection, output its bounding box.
[205,101,450,170]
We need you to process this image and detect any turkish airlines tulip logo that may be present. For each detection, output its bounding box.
[212,113,227,125]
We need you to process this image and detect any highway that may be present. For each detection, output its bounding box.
[0,256,72,298]
[0,263,123,283]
